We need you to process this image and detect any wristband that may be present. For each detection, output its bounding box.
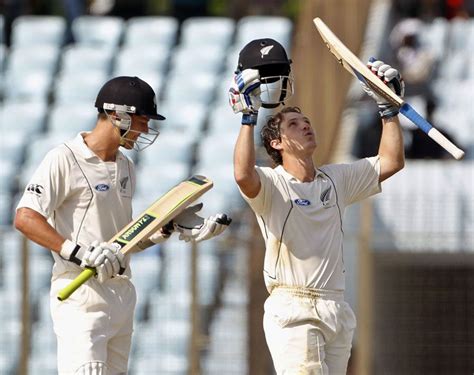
[59,239,87,266]
[242,113,258,126]
[379,104,400,119]
[161,221,174,237]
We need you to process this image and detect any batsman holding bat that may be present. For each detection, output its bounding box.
[14,76,230,374]
[229,38,405,374]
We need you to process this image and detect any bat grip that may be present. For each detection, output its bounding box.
[57,267,96,301]
[400,103,465,160]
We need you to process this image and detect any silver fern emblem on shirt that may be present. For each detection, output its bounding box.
[120,176,129,194]
[320,186,332,206]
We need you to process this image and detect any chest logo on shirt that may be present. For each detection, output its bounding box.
[320,186,332,206]
[95,184,110,192]
[26,184,44,196]
[294,198,311,206]
[120,177,129,190]
[120,176,129,193]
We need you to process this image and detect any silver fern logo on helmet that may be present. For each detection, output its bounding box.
[260,45,274,58]
[238,38,294,109]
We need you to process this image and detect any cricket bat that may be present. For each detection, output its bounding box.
[57,175,213,301]
[313,17,465,160]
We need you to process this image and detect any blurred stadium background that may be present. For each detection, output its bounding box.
[0,0,473,374]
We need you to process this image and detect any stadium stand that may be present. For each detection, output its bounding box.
[169,44,227,75]
[59,44,114,76]
[235,15,293,49]
[180,17,236,47]
[54,71,110,104]
[71,16,124,49]
[113,45,171,76]
[10,15,66,47]
[123,16,179,49]
[5,45,60,78]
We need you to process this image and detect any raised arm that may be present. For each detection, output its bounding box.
[229,69,262,198]
[359,59,406,182]
[378,115,405,182]
[234,124,261,198]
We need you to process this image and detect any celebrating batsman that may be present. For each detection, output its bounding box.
[230,38,405,374]
[14,76,230,374]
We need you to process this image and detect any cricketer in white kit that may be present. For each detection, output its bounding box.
[229,38,405,374]
[15,76,230,374]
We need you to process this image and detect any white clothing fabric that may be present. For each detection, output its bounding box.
[241,157,381,292]
[50,272,136,374]
[240,156,381,374]
[17,132,136,278]
[16,132,138,372]
[264,286,356,375]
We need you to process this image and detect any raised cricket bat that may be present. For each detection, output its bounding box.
[57,175,213,301]
[313,17,465,160]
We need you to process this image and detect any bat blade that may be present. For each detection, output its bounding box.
[57,175,213,301]
[313,17,465,160]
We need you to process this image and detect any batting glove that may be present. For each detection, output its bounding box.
[229,69,261,125]
[170,203,232,243]
[60,240,126,282]
[360,58,405,119]
[81,241,126,283]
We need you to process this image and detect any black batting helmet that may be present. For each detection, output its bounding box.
[95,76,165,120]
[237,38,293,108]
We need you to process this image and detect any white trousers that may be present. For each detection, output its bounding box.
[50,272,137,374]
[263,286,356,375]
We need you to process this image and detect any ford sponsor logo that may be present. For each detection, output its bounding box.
[294,198,311,206]
[95,184,110,192]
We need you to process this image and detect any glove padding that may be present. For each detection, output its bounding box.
[228,69,262,116]
[60,239,126,283]
[171,203,231,243]
[360,58,405,119]
[81,241,126,283]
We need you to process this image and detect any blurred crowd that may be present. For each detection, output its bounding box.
[353,0,472,160]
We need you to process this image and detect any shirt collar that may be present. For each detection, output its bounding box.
[71,132,124,161]
[275,164,324,182]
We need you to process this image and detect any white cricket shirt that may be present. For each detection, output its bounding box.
[242,156,381,292]
[17,133,136,277]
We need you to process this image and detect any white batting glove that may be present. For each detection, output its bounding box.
[172,203,232,243]
[229,69,261,125]
[81,241,126,283]
[60,239,126,282]
[360,58,405,119]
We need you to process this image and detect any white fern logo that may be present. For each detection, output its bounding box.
[260,45,274,58]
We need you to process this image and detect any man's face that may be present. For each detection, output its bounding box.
[121,115,150,149]
[272,111,317,159]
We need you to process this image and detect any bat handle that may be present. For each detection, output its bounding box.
[400,103,465,160]
[57,267,96,301]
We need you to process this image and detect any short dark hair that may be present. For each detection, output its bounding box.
[260,106,302,165]
[98,112,108,120]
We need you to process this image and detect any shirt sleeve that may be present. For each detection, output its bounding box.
[323,156,381,207]
[344,156,381,205]
[238,166,276,216]
[16,147,71,219]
